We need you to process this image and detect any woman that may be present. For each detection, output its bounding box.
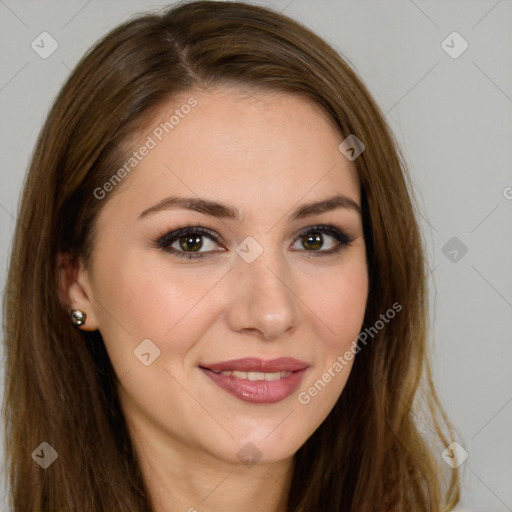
[2,1,460,510]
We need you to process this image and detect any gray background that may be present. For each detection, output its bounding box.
[1,0,511,510]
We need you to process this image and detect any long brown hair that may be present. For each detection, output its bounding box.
[2,1,460,510]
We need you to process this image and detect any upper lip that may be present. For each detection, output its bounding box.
[200,357,309,373]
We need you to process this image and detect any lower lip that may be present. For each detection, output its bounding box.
[200,368,307,404]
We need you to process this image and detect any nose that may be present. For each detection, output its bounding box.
[225,248,298,341]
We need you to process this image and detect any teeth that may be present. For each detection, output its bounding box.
[248,371,266,381]
[216,370,292,380]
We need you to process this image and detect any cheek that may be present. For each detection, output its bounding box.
[92,245,215,335]
[328,274,368,349]
[301,253,369,349]
[295,252,368,407]
[90,248,230,377]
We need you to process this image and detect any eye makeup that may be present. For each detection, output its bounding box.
[154,223,355,260]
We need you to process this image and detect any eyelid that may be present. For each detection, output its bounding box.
[156,225,222,248]
[290,224,355,247]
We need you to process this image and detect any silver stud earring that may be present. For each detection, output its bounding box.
[71,310,87,327]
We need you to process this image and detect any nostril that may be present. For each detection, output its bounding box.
[241,328,261,337]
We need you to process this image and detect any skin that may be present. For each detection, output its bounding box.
[62,87,369,512]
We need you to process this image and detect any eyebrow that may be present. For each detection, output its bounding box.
[137,193,361,222]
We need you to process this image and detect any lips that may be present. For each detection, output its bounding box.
[199,357,309,404]
[201,357,308,373]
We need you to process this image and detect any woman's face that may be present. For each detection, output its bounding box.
[76,87,368,466]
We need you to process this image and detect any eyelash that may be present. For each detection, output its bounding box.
[155,223,355,260]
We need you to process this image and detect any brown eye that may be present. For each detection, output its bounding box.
[157,226,222,259]
[178,234,203,252]
[301,232,324,251]
[291,225,355,256]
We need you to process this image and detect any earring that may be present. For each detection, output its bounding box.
[71,310,87,327]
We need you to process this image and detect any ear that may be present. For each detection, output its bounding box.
[57,252,100,331]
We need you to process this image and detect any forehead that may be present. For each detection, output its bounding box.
[98,87,361,223]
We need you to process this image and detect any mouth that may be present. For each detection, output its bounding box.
[207,369,294,380]
[199,357,309,404]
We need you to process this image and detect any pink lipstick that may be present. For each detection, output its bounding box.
[200,357,309,404]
